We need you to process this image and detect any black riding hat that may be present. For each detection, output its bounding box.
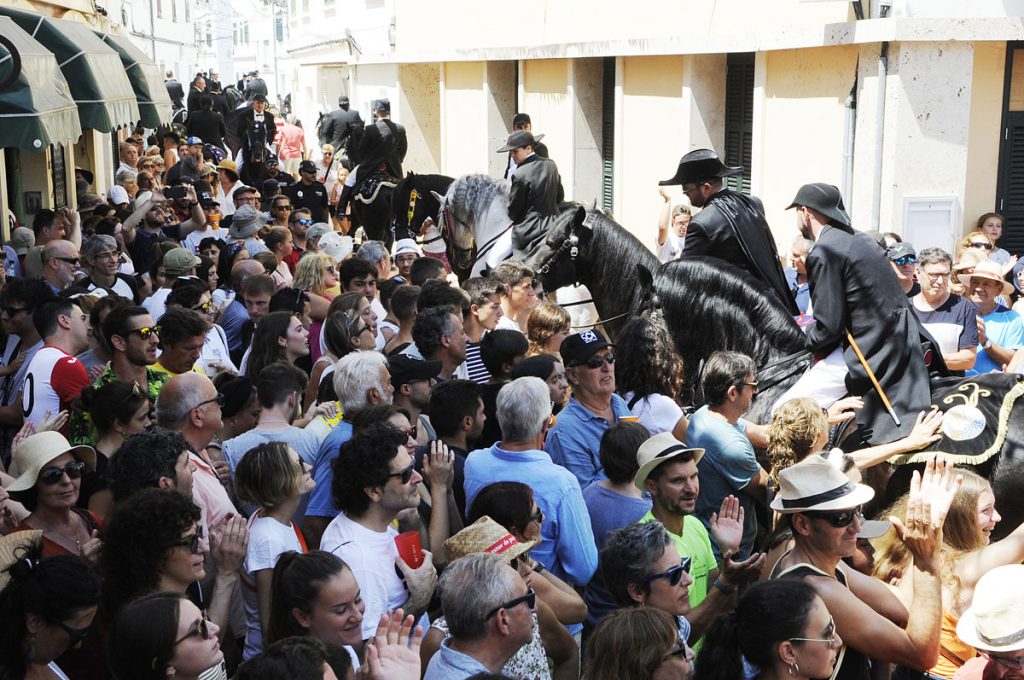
[659,148,742,186]
[497,130,545,153]
[786,183,852,230]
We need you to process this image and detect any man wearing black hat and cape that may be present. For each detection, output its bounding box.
[660,149,798,315]
[499,130,564,259]
[336,98,407,220]
[777,182,946,444]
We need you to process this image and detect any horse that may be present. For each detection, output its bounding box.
[525,203,1024,539]
[436,174,514,281]
[350,170,399,247]
[391,172,455,245]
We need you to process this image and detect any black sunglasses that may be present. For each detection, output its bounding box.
[52,256,81,266]
[39,461,87,485]
[173,528,204,555]
[174,609,213,646]
[57,620,93,647]
[193,393,226,411]
[192,301,213,313]
[388,462,416,485]
[969,242,995,251]
[0,304,29,316]
[803,506,863,528]
[892,255,917,266]
[574,352,615,369]
[129,325,161,340]
[485,588,537,619]
[274,205,293,211]
[529,508,544,525]
[641,557,692,587]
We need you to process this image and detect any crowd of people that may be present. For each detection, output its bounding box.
[1,98,1023,680]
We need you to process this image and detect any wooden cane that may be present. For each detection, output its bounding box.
[845,330,901,427]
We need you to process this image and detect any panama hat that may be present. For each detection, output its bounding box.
[953,259,1014,296]
[659,148,742,186]
[634,432,704,491]
[956,564,1024,652]
[770,454,874,513]
[7,432,96,493]
[445,516,539,562]
[0,530,43,589]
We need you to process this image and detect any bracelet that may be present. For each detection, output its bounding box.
[533,562,546,574]
[713,578,736,595]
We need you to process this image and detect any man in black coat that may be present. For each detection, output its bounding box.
[243,72,268,102]
[208,82,230,119]
[780,183,947,444]
[319,95,364,159]
[500,130,564,259]
[504,112,548,181]
[336,99,406,218]
[235,94,274,186]
[165,70,185,109]
[660,148,798,316]
[185,95,227,150]
[186,75,206,113]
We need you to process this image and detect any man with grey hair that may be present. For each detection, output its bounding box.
[78,235,140,302]
[40,240,81,293]
[464,377,597,595]
[425,553,534,679]
[686,350,767,560]
[304,351,394,547]
[785,235,813,314]
[115,169,138,200]
[356,239,391,327]
[911,246,978,374]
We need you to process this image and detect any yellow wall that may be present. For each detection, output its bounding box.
[441,62,488,176]
[964,41,1005,236]
[399,62,442,174]
[616,55,686,251]
[758,45,860,245]
[521,59,573,199]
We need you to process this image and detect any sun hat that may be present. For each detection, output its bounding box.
[497,130,545,153]
[0,530,43,588]
[659,148,743,186]
[445,516,539,562]
[953,259,1014,296]
[228,205,267,240]
[163,248,203,277]
[785,183,852,230]
[7,432,96,493]
[216,159,239,181]
[306,223,333,244]
[953,248,989,276]
[10,227,35,256]
[392,238,422,257]
[319,231,354,262]
[769,454,875,513]
[956,564,1024,652]
[634,432,704,491]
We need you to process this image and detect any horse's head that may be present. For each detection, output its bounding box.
[433,189,474,274]
[527,204,591,292]
[436,174,510,275]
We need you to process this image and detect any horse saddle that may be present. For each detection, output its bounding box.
[354,172,398,205]
[888,372,1024,466]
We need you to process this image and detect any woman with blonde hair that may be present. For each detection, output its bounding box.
[294,252,340,365]
[872,468,1024,678]
[526,302,571,358]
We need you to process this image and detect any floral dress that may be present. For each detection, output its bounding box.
[430,613,551,680]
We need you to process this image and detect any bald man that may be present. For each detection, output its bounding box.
[40,240,81,293]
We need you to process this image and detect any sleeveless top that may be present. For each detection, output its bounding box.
[930,609,975,679]
[770,553,870,680]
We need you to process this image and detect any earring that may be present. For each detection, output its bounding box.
[26,633,36,663]
[788,661,800,677]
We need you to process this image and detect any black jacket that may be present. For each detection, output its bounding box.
[682,188,798,316]
[354,118,407,181]
[320,107,364,153]
[504,140,548,179]
[209,92,230,119]
[508,153,564,258]
[186,86,205,112]
[165,79,185,108]
[243,78,268,101]
[185,110,227,148]
[235,108,274,165]
[807,226,947,443]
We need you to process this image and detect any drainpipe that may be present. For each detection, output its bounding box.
[148,0,157,61]
[842,69,857,212]
[870,0,892,230]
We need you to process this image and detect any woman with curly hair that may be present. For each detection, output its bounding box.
[614,315,688,440]
[526,302,571,358]
[871,469,1024,679]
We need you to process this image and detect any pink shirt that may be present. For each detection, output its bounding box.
[190,450,238,535]
[278,124,304,160]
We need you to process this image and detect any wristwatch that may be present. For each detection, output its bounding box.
[712,578,736,595]
[983,338,993,349]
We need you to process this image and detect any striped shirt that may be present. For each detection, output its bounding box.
[464,341,489,384]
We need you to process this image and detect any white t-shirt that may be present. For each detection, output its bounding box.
[241,513,305,660]
[23,346,91,427]
[143,287,172,321]
[182,227,222,255]
[320,513,406,641]
[657,232,683,263]
[626,391,684,436]
[495,316,524,333]
[200,325,237,377]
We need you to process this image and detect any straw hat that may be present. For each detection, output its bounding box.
[444,516,539,562]
[7,432,96,493]
[633,431,704,491]
[953,259,1014,297]
[0,530,43,589]
[769,454,874,513]
[956,564,1024,652]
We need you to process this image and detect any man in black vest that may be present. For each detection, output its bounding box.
[319,95,364,160]
[499,130,564,259]
[660,148,798,316]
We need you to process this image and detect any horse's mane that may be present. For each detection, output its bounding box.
[391,173,454,233]
[447,174,510,227]
[653,257,810,390]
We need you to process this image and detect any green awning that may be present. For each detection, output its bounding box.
[0,16,82,151]
[0,6,139,132]
[95,31,172,128]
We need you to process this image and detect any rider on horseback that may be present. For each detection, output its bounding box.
[335,98,407,222]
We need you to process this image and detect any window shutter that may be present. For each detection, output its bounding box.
[601,57,615,214]
[723,52,754,195]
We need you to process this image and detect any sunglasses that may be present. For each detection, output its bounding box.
[890,255,916,266]
[296,218,314,226]
[641,557,692,587]
[791,616,838,648]
[57,620,93,647]
[129,325,160,340]
[803,506,863,528]
[274,205,293,211]
[969,242,995,250]
[192,393,226,411]
[574,352,615,369]
[401,425,418,441]
[174,610,213,646]
[485,588,537,619]
[529,508,544,525]
[664,644,689,662]
[0,304,29,316]
[52,256,81,266]
[192,300,213,313]
[388,462,416,485]
[173,528,204,555]
[39,461,87,485]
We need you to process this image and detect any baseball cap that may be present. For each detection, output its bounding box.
[559,329,612,367]
[388,355,442,389]
[887,242,916,261]
[10,227,35,255]
[163,248,203,277]
[186,136,203,146]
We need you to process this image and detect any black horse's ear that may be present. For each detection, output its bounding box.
[574,205,589,231]
[637,264,657,312]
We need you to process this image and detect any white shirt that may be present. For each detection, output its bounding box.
[657,232,683,263]
[219,180,244,216]
[200,325,237,378]
[241,513,305,660]
[625,391,684,436]
[142,287,173,322]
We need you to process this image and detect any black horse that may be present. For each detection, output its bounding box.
[527,204,1024,539]
[390,172,454,243]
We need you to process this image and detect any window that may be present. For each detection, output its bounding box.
[205,23,212,47]
[274,14,284,41]
[242,21,249,44]
[184,0,191,21]
[232,21,237,46]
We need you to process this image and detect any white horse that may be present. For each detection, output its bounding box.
[436,173,600,330]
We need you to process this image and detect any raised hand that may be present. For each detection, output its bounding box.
[889,457,962,574]
[359,609,423,680]
[210,514,248,577]
[423,440,454,492]
[79,529,102,569]
[720,551,766,588]
[708,495,744,557]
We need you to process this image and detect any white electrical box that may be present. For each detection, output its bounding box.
[901,196,960,254]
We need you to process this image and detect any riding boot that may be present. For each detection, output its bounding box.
[336,184,354,221]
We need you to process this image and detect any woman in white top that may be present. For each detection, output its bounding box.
[263,227,295,290]
[235,442,316,660]
[615,316,688,440]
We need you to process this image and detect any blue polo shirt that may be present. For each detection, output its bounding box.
[974,305,1024,374]
[306,420,353,518]
[423,638,492,679]
[464,443,598,588]
[545,393,632,488]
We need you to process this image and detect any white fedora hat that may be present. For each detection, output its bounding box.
[769,455,874,513]
[634,431,704,491]
[956,564,1024,653]
[7,432,96,493]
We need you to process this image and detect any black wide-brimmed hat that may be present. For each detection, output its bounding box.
[659,149,743,186]
[497,130,545,153]
[786,183,852,229]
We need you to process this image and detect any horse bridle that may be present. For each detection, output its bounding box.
[439,202,513,272]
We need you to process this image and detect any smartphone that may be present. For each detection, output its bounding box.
[164,186,188,200]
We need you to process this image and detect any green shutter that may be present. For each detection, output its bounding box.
[601,57,615,213]
[723,52,754,195]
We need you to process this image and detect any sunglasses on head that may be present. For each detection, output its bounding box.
[388,462,416,485]
[803,506,863,528]
[574,352,615,369]
[39,461,87,485]
[969,241,995,250]
[129,325,160,340]
[892,255,916,266]
[641,556,692,587]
